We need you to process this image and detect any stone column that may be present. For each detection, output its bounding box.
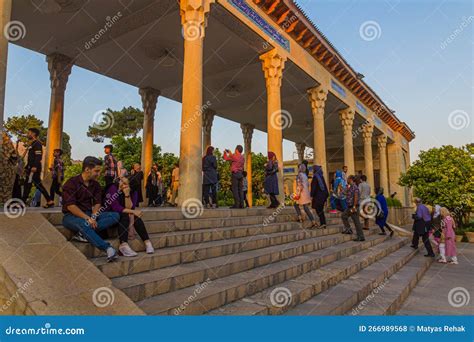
[241,123,254,207]
[377,135,389,193]
[178,0,214,206]
[295,142,306,163]
[339,108,355,175]
[0,0,12,125]
[139,87,160,194]
[362,121,375,193]
[308,86,329,181]
[44,54,73,182]
[202,109,215,154]
[260,49,287,204]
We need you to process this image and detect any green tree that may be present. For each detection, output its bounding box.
[4,114,72,165]
[110,135,178,186]
[251,152,267,200]
[399,145,474,225]
[87,106,144,142]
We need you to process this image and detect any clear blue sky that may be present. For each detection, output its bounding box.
[4,0,472,162]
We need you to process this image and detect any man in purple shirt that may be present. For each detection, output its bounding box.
[62,156,120,262]
[411,198,435,257]
[224,145,245,209]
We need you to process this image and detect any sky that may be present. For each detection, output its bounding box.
[4,0,473,163]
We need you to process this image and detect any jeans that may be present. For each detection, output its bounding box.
[231,173,244,208]
[22,170,51,203]
[117,213,150,243]
[294,204,315,222]
[63,211,119,251]
[341,207,364,239]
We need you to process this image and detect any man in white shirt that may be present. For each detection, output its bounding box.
[358,175,371,230]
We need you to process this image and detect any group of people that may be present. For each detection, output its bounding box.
[412,199,458,264]
[62,156,155,262]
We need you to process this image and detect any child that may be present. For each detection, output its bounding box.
[438,207,458,264]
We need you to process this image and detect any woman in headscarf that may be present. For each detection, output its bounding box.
[430,204,442,250]
[202,146,218,208]
[375,187,393,237]
[332,169,347,212]
[294,164,317,227]
[310,165,329,228]
[264,151,280,208]
[146,163,163,207]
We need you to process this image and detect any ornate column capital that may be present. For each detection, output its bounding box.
[241,123,254,151]
[139,87,160,115]
[308,86,328,119]
[295,142,306,162]
[202,109,215,136]
[180,0,215,41]
[362,121,374,144]
[377,135,388,149]
[260,49,287,89]
[46,53,73,93]
[339,108,355,132]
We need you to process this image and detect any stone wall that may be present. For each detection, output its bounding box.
[387,207,414,227]
[0,213,144,315]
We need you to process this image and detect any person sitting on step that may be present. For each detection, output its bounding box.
[62,156,120,262]
[104,176,154,257]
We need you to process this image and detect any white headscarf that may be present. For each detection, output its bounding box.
[433,205,441,218]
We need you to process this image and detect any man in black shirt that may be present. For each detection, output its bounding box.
[22,128,54,207]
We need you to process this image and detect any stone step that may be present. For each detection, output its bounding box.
[285,246,419,316]
[136,233,387,315]
[54,213,340,240]
[43,207,318,226]
[93,221,322,277]
[75,218,356,259]
[113,227,380,301]
[348,254,433,316]
[207,236,410,315]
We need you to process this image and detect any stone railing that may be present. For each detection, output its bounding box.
[387,207,415,227]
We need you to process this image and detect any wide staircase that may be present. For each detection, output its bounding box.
[43,207,432,316]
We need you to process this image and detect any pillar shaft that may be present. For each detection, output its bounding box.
[339,108,355,175]
[308,86,328,181]
[362,122,375,193]
[139,87,160,192]
[378,135,389,193]
[0,0,12,125]
[178,0,214,206]
[295,142,306,163]
[260,49,287,203]
[241,123,254,207]
[202,109,215,154]
[44,54,72,180]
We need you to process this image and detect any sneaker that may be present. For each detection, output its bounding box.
[329,210,338,214]
[449,260,459,265]
[106,247,118,262]
[145,241,155,254]
[438,259,447,264]
[119,243,138,257]
[72,232,88,243]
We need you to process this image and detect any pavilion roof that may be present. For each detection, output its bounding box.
[252,0,415,142]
